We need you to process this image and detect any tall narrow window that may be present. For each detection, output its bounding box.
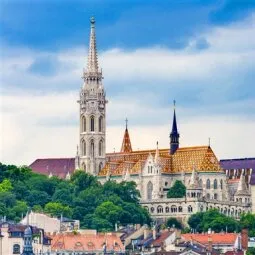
[206,179,211,189]
[99,140,103,156]
[91,140,94,157]
[213,179,218,189]
[99,162,103,172]
[13,244,20,254]
[82,140,86,156]
[220,179,223,189]
[90,116,95,132]
[82,116,86,132]
[99,116,103,132]
[147,181,153,200]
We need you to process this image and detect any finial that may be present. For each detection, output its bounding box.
[173,99,176,109]
[156,141,158,149]
[90,16,95,27]
[208,137,211,147]
[125,118,128,130]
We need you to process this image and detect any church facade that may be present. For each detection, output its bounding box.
[30,17,252,222]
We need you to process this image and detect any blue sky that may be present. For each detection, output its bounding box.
[1,0,255,164]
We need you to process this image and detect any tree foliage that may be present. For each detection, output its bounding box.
[167,180,186,198]
[0,163,151,231]
[166,217,183,229]
[188,209,239,233]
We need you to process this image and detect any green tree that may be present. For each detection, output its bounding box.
[44,202,72,218]
[240,213,255,236]
[247,248,255,255]
[166,217,183,229]
[0,179,13,192]
[26,190,50,207]
[167,180,186,198]
[188,212,203,232]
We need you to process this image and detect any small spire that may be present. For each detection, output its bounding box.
[120,120,132,153]
[170,100,180,155]
[154,141,160,164]
[208,137,211,147]
[125,118,128,130]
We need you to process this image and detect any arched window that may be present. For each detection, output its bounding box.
[188,205,193,213]
[99,140,103,156]
[82,116,86,132]
[178,206,183,212]
[99,116,103,132]
[13,244,20,254]
[157,206,163,213]
[220,179,223,189]
[90,116,95,132]
[171,205,177,213]
[90,140,94,157]
[214,193,218,200]
[99,162,103,172]
[166,207,169,213]
[82,140,86,156]
[147,181,153,200]
[206,179,210,189]
[213,179,218,189]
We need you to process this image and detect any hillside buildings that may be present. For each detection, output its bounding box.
[29,17,253,222]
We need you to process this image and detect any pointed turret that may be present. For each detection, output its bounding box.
[154,141,160,165]
[83,16,102,81]
[120,119,132,153]
[189,166,199,189]
[236,171,249,196]
[170,100,180,155]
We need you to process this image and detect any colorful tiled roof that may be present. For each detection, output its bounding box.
[50,232,124,252]
[99,146,222,177]
[120,127,132,153]
[181,233,238,245]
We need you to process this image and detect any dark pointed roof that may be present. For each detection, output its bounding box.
[171,108,178,134]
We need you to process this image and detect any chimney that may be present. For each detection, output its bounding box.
[208,235,213,254]
[241,229,248,250]
[144,225,149,240]
[153,227,157,240]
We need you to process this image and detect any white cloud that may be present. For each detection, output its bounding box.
[1,13,255,165]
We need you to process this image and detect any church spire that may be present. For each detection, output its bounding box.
[170,100,180,155]
[120,119,132,153]
[83,16,102,80]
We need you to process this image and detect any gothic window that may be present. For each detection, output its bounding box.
[220,179,223,189]
[171,205,177,213]
[82,140,86,156]
[13,244,20,254]
[213,179,218,189]
[90,140,94,157]
[147,181,153,200]
[82,116,86,132]
[206,179,210,189]
[99,116,103,132]
[178,206,183,212]
[214,193,218,200]
[188,205,193,213]
[90,116,95,132]
[99,162,103,172]
[99,140,103,156]
[157,206,163,213]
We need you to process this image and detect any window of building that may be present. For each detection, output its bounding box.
[99,162,103,172]
[188,205,193,213]
[220,179,223,189]
[206,179,210,189]
[178,206,183,212]
[214,193,218,200]
[206,193,210,199]
[82,116,86,132]
[90,116,95,132]
[13,244,20,254]
[90,140,94,157]
[213,179,218,189]
[82,140,86,156]
[99,116,103,132]
[157,206,163,213]
[99,140,103,156]
[147,181,153,200]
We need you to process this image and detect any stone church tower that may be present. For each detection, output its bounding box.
[76,17,107,175]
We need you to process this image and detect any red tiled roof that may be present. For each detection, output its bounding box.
[29,158,75,178]
[152,231,174,247]
[182,233,238,245]
[50,232,124,252]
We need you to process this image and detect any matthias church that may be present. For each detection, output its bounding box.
[30,17,254,222]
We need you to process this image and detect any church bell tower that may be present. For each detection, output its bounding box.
[77,17,107,175]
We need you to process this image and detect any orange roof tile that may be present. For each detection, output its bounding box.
[51,233,124,252]
[181,233,238,245]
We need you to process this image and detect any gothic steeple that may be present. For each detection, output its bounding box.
[83,16,102,81]
[78,17,107,175]
[170,100,180,155]
[120,119,132,153]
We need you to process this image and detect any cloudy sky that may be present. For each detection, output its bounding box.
[1,0,255,166]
